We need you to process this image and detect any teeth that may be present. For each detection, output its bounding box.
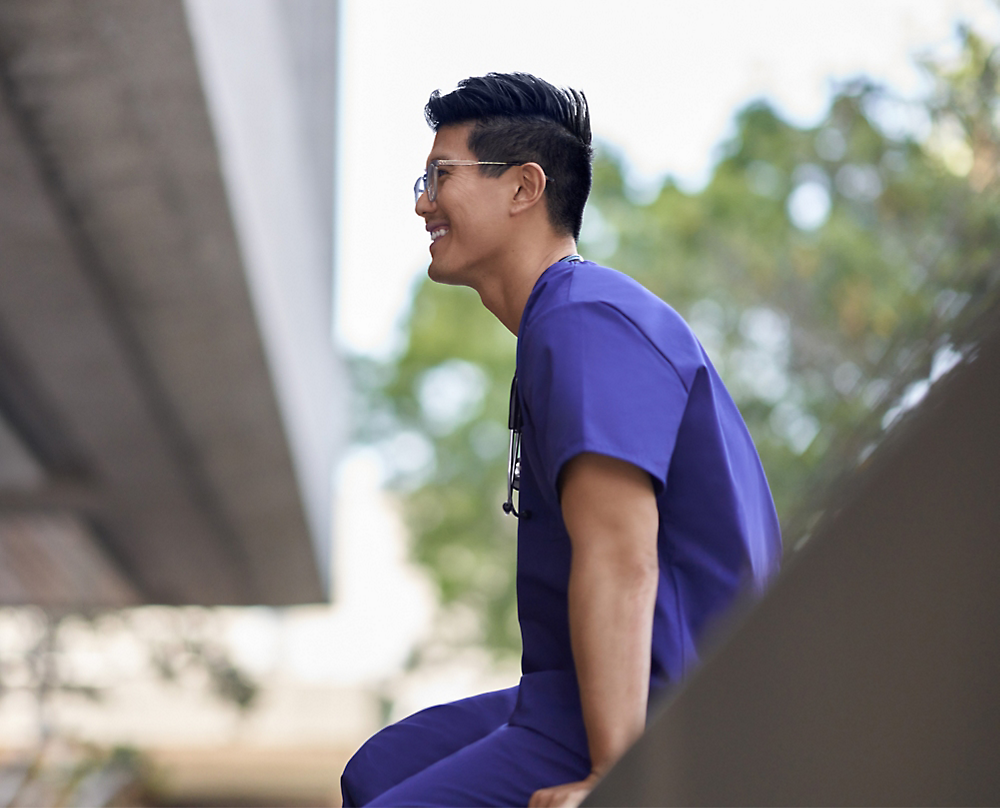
[430,228,448,241]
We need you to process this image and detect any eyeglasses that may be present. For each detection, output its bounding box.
[503,372,524,519]
[414,160,523,205]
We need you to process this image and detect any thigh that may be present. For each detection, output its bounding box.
[367,723,591,808]
[341,686,518,807]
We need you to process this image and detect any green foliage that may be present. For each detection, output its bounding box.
[355,285,521,653]
[356,26,1000,658]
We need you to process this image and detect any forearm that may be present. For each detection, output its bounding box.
[569,541,658,775]
[530,452,659,808]
[559,452,660,777]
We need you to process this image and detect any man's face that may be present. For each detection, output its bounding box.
[415,123,513,286]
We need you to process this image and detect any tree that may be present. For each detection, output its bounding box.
[354,25,1000,658]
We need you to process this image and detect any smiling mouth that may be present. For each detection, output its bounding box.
[430,227,449,242]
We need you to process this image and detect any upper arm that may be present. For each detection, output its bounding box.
[559,452,659,563]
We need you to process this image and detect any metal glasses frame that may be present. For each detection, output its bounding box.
[414,159,524,204]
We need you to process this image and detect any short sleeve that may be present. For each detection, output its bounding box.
[520,301,689,497]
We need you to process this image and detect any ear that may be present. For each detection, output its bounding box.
[510,162,548,216]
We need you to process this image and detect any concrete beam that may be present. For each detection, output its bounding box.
[0,0,340,606]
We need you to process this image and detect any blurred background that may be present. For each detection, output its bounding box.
[0,0,998,805]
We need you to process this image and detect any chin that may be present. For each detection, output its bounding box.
[427,259,465,287]
[426,260,446,283]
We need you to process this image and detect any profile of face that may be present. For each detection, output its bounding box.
[415,123,515,287]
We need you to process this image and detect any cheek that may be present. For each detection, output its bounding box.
[447,199,485,236]
[459,190,507,231]
[443,183,509,243]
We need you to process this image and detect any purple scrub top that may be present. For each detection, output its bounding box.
[506,259,781,759]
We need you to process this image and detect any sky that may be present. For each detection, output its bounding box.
[334,0,1000,359]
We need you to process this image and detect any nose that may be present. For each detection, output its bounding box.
[415,187,434,216]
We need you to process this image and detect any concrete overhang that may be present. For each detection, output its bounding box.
[0,0,342,608]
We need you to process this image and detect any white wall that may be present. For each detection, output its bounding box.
[183,0,344,591]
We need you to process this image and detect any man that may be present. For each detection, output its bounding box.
[342,72,781,808]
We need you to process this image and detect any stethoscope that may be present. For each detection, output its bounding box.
[503,254,583,520]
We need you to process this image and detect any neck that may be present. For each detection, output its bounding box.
[473,235,579,336]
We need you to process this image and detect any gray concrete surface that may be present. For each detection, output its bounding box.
[589,315,1000,805]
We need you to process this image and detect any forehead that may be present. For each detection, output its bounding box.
[426,123,475,164]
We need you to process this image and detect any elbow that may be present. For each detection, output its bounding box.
[624,548,660,593]
[609,513,661,588]
[571,506,660,589]
[582,537,659,593]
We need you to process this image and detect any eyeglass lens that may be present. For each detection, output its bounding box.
[414,163,439,205]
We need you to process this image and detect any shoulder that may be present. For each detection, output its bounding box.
[520,261,706,389]
[523,261,647,316]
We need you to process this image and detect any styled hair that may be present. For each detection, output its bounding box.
[425,72,593,240]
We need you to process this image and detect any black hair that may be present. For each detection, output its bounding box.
[424,72,593,241]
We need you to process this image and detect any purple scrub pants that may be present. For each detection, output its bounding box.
[341,686,591,807]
